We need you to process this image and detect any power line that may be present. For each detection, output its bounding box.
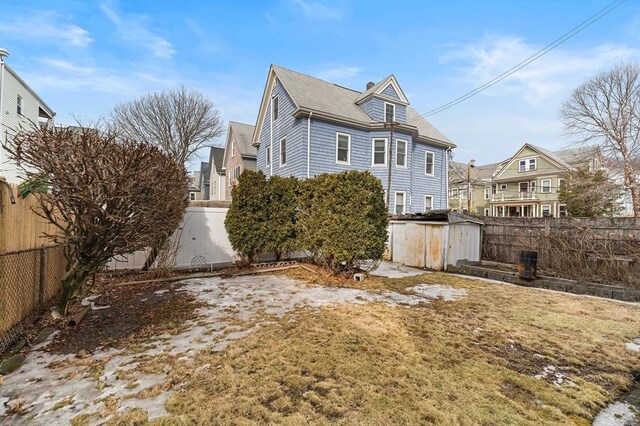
[410,0,626,120]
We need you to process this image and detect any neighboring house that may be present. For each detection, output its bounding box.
[251,65,455,214]
[189,171,202,201]
[223,121,257,200]
[0,59,55,183]
[207,146,226,201]
[455,143,602,217]
[449,161,501,215]
[198,162,210,200]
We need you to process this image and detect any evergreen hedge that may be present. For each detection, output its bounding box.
[225,170,388,274]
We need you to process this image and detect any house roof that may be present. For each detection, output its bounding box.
[208,146,226,174]
[450,161,501,184]
[5,65,55,118]
[229,121,256,158]
[199,162,210,185]
[553,146,600,166]
[268,65,452,146]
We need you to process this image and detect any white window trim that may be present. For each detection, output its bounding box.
[541,204,551,215]
[558,178,565,188]
[518,181,529,192]
[499,183,508,190]
[518,157,537,172]
[484,208,490,216]
[541,179,551,193]
[335,132,351,165]
[424,195,434,212]
[272,95,279,122]
[530,180,536,192]
[384,102,395,122]
[394,191,406,215]
[231,140,235,157]
[425,150,435,176]
[483,188,490,200]
[279,137,287,167]
[395,139,407,168]
[372,138,388,167]
[266,145,271,167]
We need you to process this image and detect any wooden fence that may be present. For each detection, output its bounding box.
[0,180,60,252]
[481,217,640,287]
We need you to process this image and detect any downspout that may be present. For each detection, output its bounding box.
[445,148,451,209]
[307,112,312,179]
[270,95,274,177]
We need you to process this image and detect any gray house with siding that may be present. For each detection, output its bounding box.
[252,65,455,214]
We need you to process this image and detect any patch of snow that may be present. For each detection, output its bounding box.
[80,295,101,306]
[625,338,640,352]
[534,364,576,387]
[370,261,427,278]
[154,289,170,295]
[592,401,637,426]
[0,274,466,424]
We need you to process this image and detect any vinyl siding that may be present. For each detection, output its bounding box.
[358,96,406,123]
[380,83,401,101]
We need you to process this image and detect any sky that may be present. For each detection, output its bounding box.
[1,0,639,168]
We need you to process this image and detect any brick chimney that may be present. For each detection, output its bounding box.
[366,81,375,90]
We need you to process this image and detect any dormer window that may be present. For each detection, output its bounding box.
[518,157,537,172]
[384,102,395,122]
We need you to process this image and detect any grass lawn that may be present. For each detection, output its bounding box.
[1,267,639,425]
[161,270,640,425]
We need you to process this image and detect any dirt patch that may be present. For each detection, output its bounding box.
[47,280,203,354]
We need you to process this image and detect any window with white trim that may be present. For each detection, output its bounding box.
[395,192,405,215]
[541,179,551,193]
[396,139,407,167]
[272,96,279,121]
[384,102,395,122]
[530,180,536,192]
[280,138,287,166]
[231,141,235,157]
[484,208,490,216]
[372,138,387,166]
[17,95,23,115]
[558,178,565,190]
[500,183,508,190]
[336,133,350,164]
[425,151,434,176]
[190,192,196,201]
[559,204,567,217]
[424,195,433,212]
[483,188,490,200]
[266,145,271,167]
[541,204,551,216]
[519,182,528,193]
[518,157,537,172]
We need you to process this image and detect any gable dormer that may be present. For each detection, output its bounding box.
[356,76,409,124]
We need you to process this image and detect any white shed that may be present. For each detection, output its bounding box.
[387,211,483,271]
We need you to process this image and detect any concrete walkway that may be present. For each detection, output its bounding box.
[370,260,427,278]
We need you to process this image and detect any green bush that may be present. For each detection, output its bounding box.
[265,175,300,260]
[224,170,268,263]
[298,171,388,274]
[226,170,387,274]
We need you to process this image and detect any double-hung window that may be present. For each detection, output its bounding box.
[266,145,271,167]
[519,157,537,172]
[372,138,387,166]
[272,96,279,121]
[425,151,434,176]
[529,158,537,170]
[336,133,350,164]
[395,192,406,215]
[541,179,551,193]
[384,102,395,122]
[541,205,551,216]
[424,195,433,212]
[483,188,490,200]
[530,181,536,193]
[280,138,287,166]
[396,139,407,167]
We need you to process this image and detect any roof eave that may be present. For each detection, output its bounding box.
[5,65,55,118]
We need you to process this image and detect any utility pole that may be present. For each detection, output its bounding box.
[467,159,476,212]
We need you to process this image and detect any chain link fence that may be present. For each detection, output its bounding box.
[0,246,66,352]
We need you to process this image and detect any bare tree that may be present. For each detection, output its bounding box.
[561,62,640,216]
[4,126,189,315]
[109,86,224,164]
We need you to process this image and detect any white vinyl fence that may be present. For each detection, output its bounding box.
[106,207,236,270]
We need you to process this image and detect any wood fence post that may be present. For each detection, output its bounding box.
[38,245,46,308]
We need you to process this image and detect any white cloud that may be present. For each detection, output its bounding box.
[441,35,639,105]
[0,11,92,47]
[100,3,176,59]
[290,0,342,20]
[314,64,361,81]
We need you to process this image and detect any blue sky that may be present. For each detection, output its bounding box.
[1,0,639,168]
